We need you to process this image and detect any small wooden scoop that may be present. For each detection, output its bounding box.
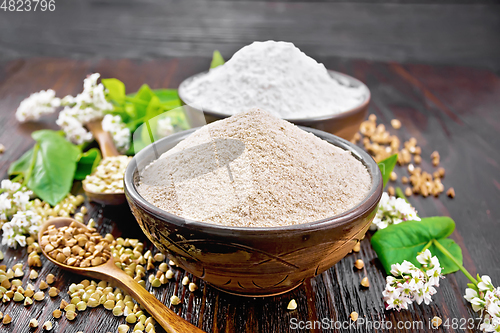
[83,120,126,206]
[39,217,206,333]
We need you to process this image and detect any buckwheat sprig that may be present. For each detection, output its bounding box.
[101,114,131,153]
[0,180,32,227]
[56,73,113,145]
[464,275,500,332]
[370,192,420,230]
[15,89,60,122]
[382,249,442,311]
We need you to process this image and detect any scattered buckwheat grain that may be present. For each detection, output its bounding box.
[29,318,38,327]
[354,259,364,270]
[189,283,198,292]
[42,321,53,330]
[118,324,130,333]
[431,316,442,328]
[52,309,62,319]
[390,119,401,129]
[352,242,361,253]
[170,295,181,306]
[46,273,55,284]
[2,314,11,324]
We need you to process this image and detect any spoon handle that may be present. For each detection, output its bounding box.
[104,265,206,333]
[87,119,120,158]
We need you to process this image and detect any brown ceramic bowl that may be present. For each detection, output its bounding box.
[177,70,370,141]
[124,126,382,297]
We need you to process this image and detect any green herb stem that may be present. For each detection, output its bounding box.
[11,174,23,184]
[145,121,155,144]
[433,239,477,285]
[422,240,433,252]
[22,143,39,187]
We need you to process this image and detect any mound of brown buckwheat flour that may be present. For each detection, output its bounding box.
[138,109,371,228]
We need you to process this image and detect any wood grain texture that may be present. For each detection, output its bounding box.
[0,1,499,72]
[0,57,499,332]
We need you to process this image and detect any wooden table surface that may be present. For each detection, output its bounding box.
[2,1,500,73]
[0,57,499,333]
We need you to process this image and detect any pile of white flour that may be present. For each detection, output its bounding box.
[138,109,371,228]
[181,41,366,119]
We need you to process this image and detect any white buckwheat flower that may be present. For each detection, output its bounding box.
[479,276,494,292]
[390,260,414,276]
[464,276,500,332]
[480,316,500,332]
[16,89,61,122]
[383,249,442,311]
[371,192,420,230]
[417,248,442,286]
[156,117,174,138]
[0,180,33,227]
[101,114,131,153]
[0,193,11,222]
[12,190,30,209]
[56,108,94,145]
[1,210,41,248]
[1,179,21,192]
[56,73,113,144]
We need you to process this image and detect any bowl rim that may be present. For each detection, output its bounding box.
[177,69,371,122]
[124,125,382,235]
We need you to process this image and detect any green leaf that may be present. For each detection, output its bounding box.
[135,84,154,103]
[102,78,126,101]
[8,148,34,176]
[74,148,102,180]
[145,95,162,119]
[431,238,463,275]
[378,154,398,188]
[100,80,185,154]
[125,144,136,156]
[133,108,163,154]
[124,103,137,120]
[160,99,182,110]
[132,84,155,120]
[371,217,463,275]
[210,50,225,69]
[28,130,81,205]
[133,107,190,154]
[152,89,179,103]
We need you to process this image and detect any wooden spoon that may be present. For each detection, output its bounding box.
[83,120,126,205]
[39,217,206,333]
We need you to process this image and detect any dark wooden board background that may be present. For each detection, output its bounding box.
[0,57,499,332]
[0,1,500,73]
